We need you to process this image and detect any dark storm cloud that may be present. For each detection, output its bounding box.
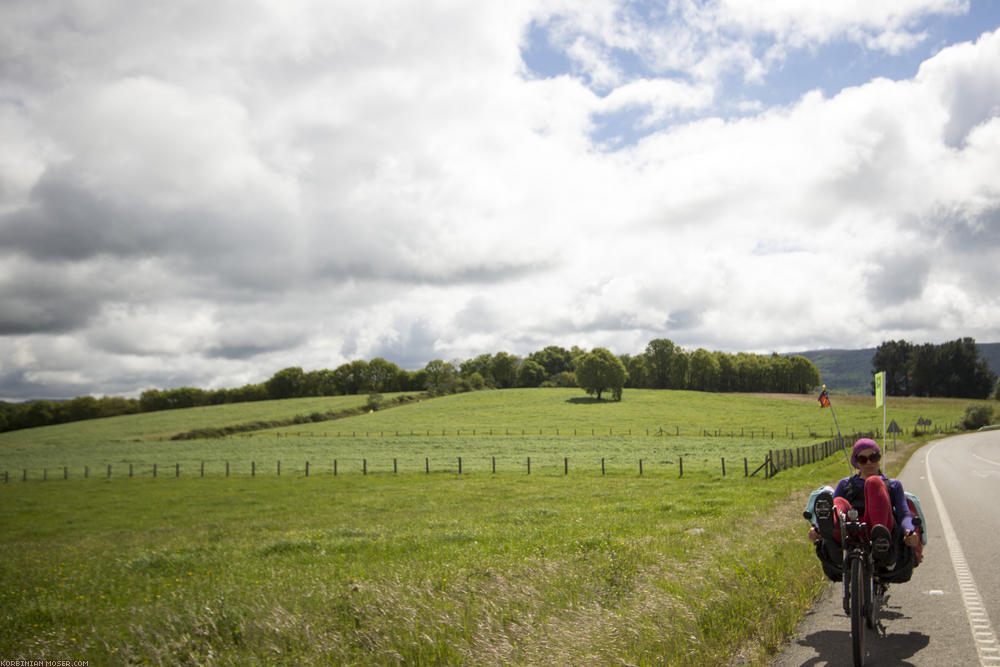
[0,260,104,334]
[1,172,133,262]
[666,310,701,330]
[205,333,308,361]
[864,253,931,307]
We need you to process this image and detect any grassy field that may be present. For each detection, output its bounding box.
[0,388,976,478]
[0,389,985,665]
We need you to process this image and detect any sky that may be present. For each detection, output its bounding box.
[2,0,999,401]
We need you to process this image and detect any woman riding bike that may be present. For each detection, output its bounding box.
[808,438,922,580]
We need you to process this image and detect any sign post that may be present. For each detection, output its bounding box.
[874,371,886,450]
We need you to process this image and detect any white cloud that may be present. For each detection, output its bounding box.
[0,2,998,399]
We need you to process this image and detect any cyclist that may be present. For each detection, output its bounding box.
[807,438,922,579]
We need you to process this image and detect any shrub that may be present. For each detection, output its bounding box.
[961,404,994,430]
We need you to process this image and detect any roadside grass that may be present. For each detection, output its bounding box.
[1,457,848,666]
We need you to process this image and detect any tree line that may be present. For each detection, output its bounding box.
[4,336,992,434]
[872,337,997,399]
[0,339,823,433]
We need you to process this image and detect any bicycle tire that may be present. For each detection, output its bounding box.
[850,556,866,666]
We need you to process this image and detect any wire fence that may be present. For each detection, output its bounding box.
[4,431,888,483]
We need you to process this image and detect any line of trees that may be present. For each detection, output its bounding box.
[872,337,997,399]
[5,336,994,434]
[0,339,822,433]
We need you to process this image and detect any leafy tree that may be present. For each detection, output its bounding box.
[24,401,55,428]
[575,348,627,400]
[462,371,488,391]
[332,360,371,395]
[227,383,268,403]
[517,359,546,388]
[764,354,792,392]
[935,338,996,398]
[159,387,208,409]
[874,338,995,398]
[624,355,647,388]
[688,349,720,391]
[715,352,738,392]
[460,354,496,387]
[304,369,338,396]
[788,355,821,393]
[550,371,577,387]
[735,353,763,392]
[644,338,678,389]
[872,340,913,396]
[266,367,306,399]
[527,346,574,379]
[423,360,458,396]
[490,352,519,389]
[367,358,403,393]
[62,395,101,422]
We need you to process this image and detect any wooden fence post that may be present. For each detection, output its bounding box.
[679,457,683,477]
[334,459,338,476]
[602,458,605,475]
[226,461,230,477]
[458,457,462,475]
[492,456,496,474]
[363,459,367,475]
[153,464,157,478]
[306,461,310,477]
[176,463,180,477]
[393,458,397,474]
[426,457,429,474]
[277,460,281,476]
[721,458,726,476]
[564,457,568,475]
[252,461,255,477]
[201,461,205,478]
[527,456,531,474]
[639,459,643,476]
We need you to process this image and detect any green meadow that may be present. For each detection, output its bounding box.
[0,389,980,665]
[0,389,970,478]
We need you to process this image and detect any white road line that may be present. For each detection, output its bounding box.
[926,440,1000,666]
[972,452,1000,468]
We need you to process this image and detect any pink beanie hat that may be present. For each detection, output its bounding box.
[851,438,880,468]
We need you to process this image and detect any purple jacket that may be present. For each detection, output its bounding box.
[833,473,915,534]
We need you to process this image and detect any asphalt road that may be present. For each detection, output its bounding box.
[772,430,1000,666]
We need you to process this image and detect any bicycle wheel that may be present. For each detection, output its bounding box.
[850,556,866,666]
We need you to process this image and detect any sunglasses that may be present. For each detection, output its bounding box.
[856,452,881,464]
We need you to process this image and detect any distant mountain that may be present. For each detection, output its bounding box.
[794,342,1000,395]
